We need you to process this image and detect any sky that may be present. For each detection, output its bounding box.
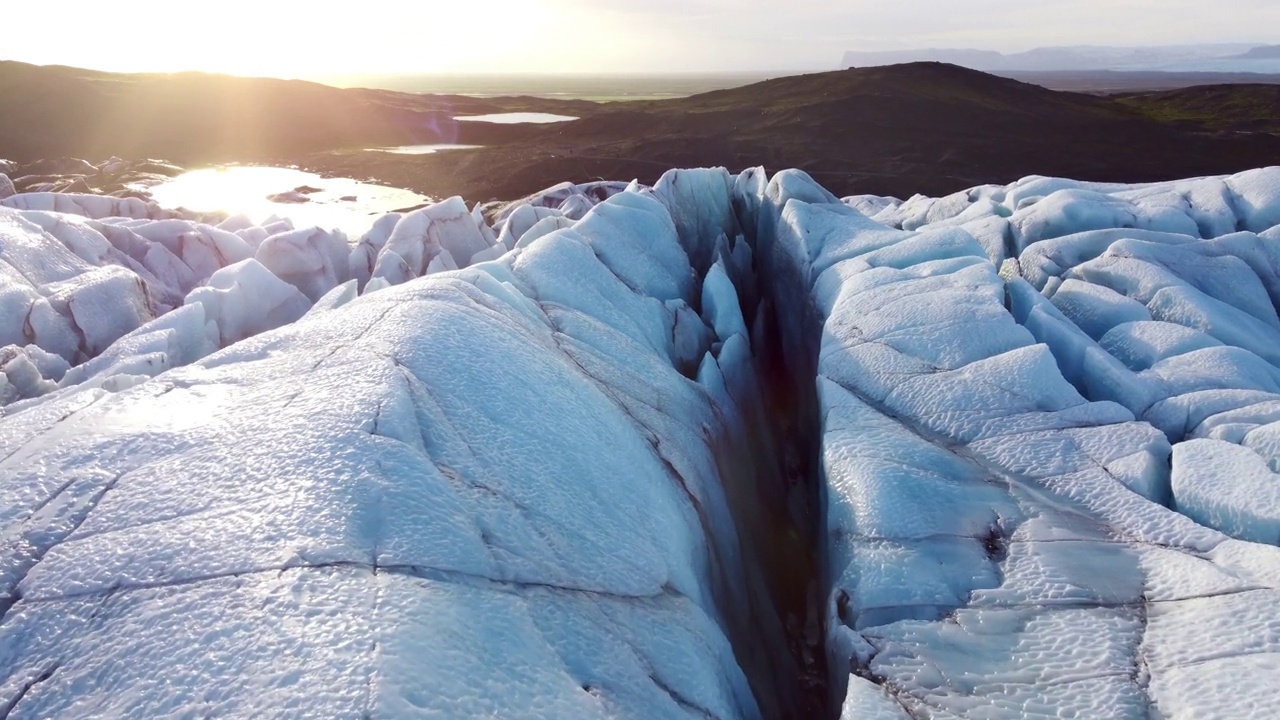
[1,0,1277,78]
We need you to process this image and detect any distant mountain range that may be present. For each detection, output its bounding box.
[841,44,1280,73]
[1239,45,1280,60]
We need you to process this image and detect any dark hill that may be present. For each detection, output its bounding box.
[0,61,594,163]
[3,62,1280,203]
[1115,84,1280,134]
[310,63,1280,201]
[997,70,1280,94]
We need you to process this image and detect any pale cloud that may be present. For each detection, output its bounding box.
[0,0,1276,75]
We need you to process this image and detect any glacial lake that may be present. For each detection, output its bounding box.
[453,112,578,124]
[368,143,482,155]
[142,166,429,238]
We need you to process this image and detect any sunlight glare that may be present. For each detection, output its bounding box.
[1,0,568,77]
[145,167,427,237]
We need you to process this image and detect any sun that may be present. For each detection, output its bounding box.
[0,0,571,78]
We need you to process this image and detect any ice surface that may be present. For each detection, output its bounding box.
[51,303,216,392]
[254,227,351,302]
[497,204,566,250]
[654,168,737,274]
[0,187,790,719]
[0,209,97,286]
[498,181,630,222]
[1172,439,1280,544]
[2,192,166,220]
[349,212,400,291]
[0,210,182,367]
[702,260,749,341]
[761,167,1280,719]
[1049,278,1152,339]
[841,194,900,219]
[44,266,155,357]
[5,166,1280,717]
[0,347,59,404]
[372,197,493,282]
[1227,167,1280,233]
[0,192,522,409]
[514,215,577,249]
[184,259,312,348]
[1100,320,1225,372]
[1010,188,1200,251]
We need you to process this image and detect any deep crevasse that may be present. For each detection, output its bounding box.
[3,167,1280,718]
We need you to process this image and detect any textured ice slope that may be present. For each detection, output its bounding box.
[847,171,1280,548]
[819,169,1280,718]
[4,166,1280,718]
[0,180,632,408]
[0,182,797,718]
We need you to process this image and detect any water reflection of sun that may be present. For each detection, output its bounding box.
[145,167,428,239]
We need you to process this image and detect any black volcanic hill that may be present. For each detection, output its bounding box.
[1116,84,1280,134]
[3,61,1279,203]
[313,62,1280,201]
[0,61,593,163]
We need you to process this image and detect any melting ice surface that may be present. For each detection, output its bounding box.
[368,144,483,155]
[453,112,578,124]
[143,166,429,237]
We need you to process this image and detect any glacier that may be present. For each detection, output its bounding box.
[2,165,1280,718]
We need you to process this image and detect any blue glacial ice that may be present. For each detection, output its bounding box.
[3,166,1280,718]
[1,181,799,718]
